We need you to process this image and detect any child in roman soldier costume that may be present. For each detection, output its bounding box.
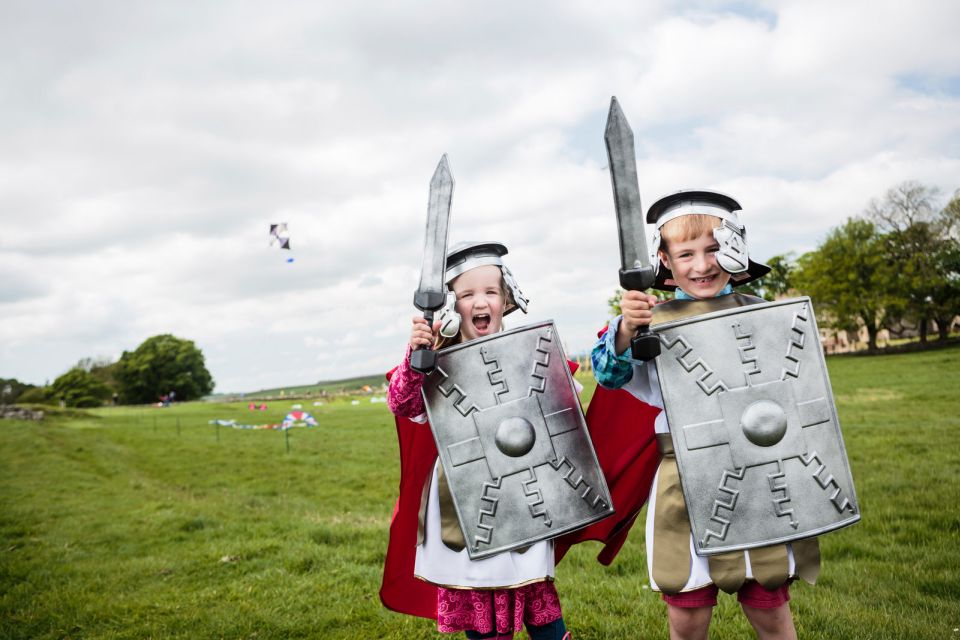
[381,241,573,640]
[589,190,826,640]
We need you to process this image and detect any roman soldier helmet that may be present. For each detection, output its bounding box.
[436,241,529,337]
[647,189,770,291]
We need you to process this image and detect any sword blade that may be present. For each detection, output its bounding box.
[415,154,455,307]
[605,97,651,273]
[604,96,660,361]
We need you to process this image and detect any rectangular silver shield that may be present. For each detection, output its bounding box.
[423,321,614,560]
[655,298,860,556]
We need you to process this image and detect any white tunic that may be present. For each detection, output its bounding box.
[414,459,555,588]
[408,376,582,589]
[613,318,798,592]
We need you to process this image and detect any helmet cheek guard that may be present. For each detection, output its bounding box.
[501,264,528,314]
[437,292,460,338]
[713,218,749,274]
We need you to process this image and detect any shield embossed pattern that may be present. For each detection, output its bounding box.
[655,297,860,556]
[423,321,614,560]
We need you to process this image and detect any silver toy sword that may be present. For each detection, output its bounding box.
[604,96,661,361]
[410,154,455,373]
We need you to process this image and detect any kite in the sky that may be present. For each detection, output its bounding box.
[269,223,295,262]
[269,223,291,249]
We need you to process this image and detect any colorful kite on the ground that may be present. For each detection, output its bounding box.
[209,411,318,431]
[282,411,318,429]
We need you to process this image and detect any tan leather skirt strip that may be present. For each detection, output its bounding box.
[437,464,467,552]
[656,433,674,456]
[748,544,790,590]
[652,457,693,595]
[791,538,821,585]
[706,551,747,594]
[417,469,432,546]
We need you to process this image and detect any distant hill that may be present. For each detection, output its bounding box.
[213,351,598,401]
[236,373,387,400]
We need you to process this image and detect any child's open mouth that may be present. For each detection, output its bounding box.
[473,314,491,331]
[692,275,717,285]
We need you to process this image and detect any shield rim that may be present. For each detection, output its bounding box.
[654,296,860,556]
[422,320,615,559]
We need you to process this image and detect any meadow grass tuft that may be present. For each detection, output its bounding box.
[2,346,958,638]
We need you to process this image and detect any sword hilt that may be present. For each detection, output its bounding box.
[618,267,661,361]
[630,328,661,361]
[410,343,437,373]
[410,291,446,373]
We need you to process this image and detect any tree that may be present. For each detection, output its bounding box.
[942,189,960,239]
[0,378,37,404]
[866,181,960,342]
[793,218,895,351]
[16,386,52,405]
[607,289,623,317]
[865,180,940,230]
[115,334,214,404]
[928,231,960,340]
[740,254,795,301]
[50,368,112,408]
[75,357,120,396]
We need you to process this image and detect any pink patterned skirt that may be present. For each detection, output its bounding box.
[436,580,563,634]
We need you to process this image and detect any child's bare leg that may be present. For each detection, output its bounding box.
[741,602,797,640]
[666,604,711,640]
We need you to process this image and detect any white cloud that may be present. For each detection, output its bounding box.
[1,0,958,391]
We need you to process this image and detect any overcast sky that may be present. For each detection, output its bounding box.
[2,0,958,393]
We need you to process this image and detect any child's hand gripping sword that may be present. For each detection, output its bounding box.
[605,97,661,361]
[409,154,455,373]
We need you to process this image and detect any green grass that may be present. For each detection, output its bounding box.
[2,348,959,639]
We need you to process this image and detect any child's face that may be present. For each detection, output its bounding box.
[659,230,732,299]
[451,265,505,342]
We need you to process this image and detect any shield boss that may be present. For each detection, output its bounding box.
[655,297,860,555]
[423,321,614,559]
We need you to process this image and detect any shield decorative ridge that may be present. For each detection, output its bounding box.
[423,321,614,560]
[654,297,860,556]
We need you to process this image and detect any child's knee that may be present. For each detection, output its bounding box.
[667,604,712,639]
[741,602,795,636]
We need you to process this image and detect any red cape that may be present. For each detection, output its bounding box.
[379,366,441,619]
[554,381,661,564]
[554,326,661,564]
[380,355,660,619]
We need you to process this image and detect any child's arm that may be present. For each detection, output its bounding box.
[386,347,427,418]
[386,316,439,419]
[591,316,636,390]
[593,291,659,390]
[615,290,658,354]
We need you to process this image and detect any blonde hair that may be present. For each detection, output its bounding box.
[659,214,721,251]
[433,269,509,350]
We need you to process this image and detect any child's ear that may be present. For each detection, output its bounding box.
[658,249,671,270]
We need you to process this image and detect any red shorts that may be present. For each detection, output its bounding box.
[662,581,790,609]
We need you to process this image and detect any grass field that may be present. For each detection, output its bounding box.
[2,346,959,639]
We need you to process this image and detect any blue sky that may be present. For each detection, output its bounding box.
[1,0,958,392]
